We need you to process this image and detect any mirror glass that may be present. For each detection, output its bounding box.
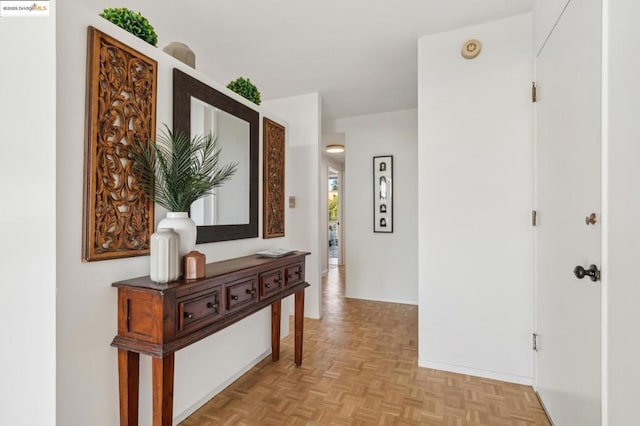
[173,68,258,243]
[189,97,250,226]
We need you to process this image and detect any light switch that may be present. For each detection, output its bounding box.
[289,196,296,208]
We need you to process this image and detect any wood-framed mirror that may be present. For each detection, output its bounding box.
[173,68,259,243]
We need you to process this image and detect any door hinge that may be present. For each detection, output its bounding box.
[532,210,537,226]
[532,82,537,103]
[533,333,539,351]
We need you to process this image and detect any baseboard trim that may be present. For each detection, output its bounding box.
[418,359,533,386]
[345,295,418,306]
[174,349,271,424]
[534,390,555,425]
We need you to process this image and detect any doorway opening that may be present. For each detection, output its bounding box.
[328,168,341,267]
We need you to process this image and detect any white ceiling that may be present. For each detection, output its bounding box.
[86,0,534,120]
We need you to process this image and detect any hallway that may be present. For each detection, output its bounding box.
[181,267,550,425]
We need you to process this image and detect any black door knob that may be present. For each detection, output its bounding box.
[573,264,601,282]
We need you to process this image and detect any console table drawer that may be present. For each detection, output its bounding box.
[285,262,304,287]
[260,268,283,299]
[177,287,222,334]
[225,276,258,313]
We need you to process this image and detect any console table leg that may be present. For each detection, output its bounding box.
[294,290,305,366]
[271,300,282,361]
[118,349,139,426]
[152,354,175,426]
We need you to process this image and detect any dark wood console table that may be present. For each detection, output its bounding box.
[111,251,310,426]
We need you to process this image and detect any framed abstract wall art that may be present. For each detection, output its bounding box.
[373,155,393,233]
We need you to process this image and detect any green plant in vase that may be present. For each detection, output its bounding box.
[132,125,237,261]
[227,77,262,105]
[100,7,158,47]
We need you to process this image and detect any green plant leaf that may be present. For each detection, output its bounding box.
[227,77,262,105]
[131,125,238,212]
[100,7,158,47]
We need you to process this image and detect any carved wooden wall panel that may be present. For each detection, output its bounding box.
[263,118,285,238]
[82,27,157,261]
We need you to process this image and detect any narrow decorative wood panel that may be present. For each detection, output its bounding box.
[262,118,285,238]
[82,27,157,261]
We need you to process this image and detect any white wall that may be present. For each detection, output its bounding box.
[417,14,534,384]
[605,0,640,423]
[0,6,57,426]
[263,93,323,319]
[325,109,418,305]
[56,3,313,425]
[532,0,570,56]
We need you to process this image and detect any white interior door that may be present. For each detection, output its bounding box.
[535,0,602,424]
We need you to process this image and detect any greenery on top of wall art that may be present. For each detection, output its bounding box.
[100,8,158,47]
[227,77,262,105]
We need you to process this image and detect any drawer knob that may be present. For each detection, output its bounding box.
[265,283,271,288]
[246,288,256,296]
[206,302,218,312]
[184,312,195,319]
[231,294,239,301]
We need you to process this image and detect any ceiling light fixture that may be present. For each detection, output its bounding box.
[326,144,345,153]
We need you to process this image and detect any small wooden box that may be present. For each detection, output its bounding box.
[184,251,205,279]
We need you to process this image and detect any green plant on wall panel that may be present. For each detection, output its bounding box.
[227,77,262,105]
[100,8,158,47]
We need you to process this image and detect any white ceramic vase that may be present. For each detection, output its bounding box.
[150,228,179,283]
[157,212,197,274]
[162,41,196,68]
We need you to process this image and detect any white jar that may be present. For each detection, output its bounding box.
[150,228,179,283]
[158,212,197,272]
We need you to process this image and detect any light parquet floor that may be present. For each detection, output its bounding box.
[180,266,550,426]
